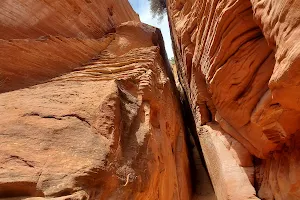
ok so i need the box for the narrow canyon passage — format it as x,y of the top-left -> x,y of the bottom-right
171,61 -> 216,199
0,0 -> 300,200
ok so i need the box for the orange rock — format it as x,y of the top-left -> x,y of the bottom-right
0,0 -> 139,93
199,123 -> 257,200
0,1 -> 192,199
0,0 -> 139,40
255,134 -> 300,200
168,0 -> 300,199
0,36 -> 114,93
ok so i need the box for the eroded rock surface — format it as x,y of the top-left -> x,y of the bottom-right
0,0 -> 139,40
0,1 -> 191,199
167,0 -> 300,199
199,123 -> 257,199
0,0 -> 139,93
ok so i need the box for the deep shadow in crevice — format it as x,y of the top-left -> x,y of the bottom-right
154,21 -> 215,198
0,182 -> 44,198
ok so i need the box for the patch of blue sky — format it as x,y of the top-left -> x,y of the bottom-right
128,0 -> 174,59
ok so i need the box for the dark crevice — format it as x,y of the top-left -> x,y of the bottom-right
155,25 -> 215,196
50,188 -> 74,198
9,155 -> 35,168
0,182 -> 44,198
253,157 -> 262,196
61,114 -> 91,126
176,73 -> 216,198
205,102 -> 213,122
23,112 -> 63,120
180,88 -> 210,179
164,10 -> 216,197
23,112 -> 91,126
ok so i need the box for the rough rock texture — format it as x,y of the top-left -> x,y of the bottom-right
0,36 -> 114,93
0,0 -> 139,40
171,63 -> 216,200
167,0 -> 300,199
0,0 -> 139,93
0,1 -> 191,200
199,123 -> 257,200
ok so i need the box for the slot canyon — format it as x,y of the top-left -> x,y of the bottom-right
0,0 -> 299,199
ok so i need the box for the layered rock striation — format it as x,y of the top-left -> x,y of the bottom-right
0,1 -> 191,199
167,0 -> 300,199
0,0 -> 139,93
2,0 -> 300,199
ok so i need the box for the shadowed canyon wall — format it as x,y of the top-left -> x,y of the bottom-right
167,0 -> 300,199
0,1 -> 192,199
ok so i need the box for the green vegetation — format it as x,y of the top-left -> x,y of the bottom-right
148,0 -> 167,20
169,57 -> 175,65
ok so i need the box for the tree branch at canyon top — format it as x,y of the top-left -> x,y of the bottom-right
149,0 -> 166,20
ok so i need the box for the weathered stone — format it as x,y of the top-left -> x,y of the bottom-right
199,123 -> 257,200
3,0 -> 300,199
0,0 -> 139,93
0,36 -> 114,93
167,0 -> 300,199
0,1 -> 191,199
0,0 -> 139,40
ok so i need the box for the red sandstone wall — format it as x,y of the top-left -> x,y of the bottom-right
167,0 -> 300,199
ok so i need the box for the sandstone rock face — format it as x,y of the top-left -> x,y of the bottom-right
0,0 -> 139,93
0,1 -> 191,199
0,0 -> 139,40
167,0 -> 300,199
199,123 -> 257,200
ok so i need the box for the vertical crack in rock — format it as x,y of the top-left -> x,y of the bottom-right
2,0 -> 300,199
169,44 -> 217,200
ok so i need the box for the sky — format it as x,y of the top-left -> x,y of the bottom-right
128,0 -> 174,59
